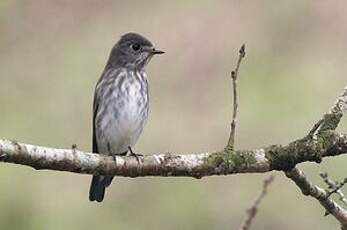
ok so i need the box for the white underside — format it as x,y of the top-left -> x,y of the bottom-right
95,71 -> 148,155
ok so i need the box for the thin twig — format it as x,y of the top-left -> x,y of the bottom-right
320,173 -> 347,208
239,175 -> 275,230
227,44 -> 246,150
328,180 -> 347,199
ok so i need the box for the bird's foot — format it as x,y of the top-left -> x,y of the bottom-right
128,146 -> 143,164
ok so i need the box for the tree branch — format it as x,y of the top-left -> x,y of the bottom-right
0,128 -> 347,177
286,168 -> 347,230
227,44 -> 246,150
282,85 -> 347,229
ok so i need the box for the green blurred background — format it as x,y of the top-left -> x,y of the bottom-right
1,1 -> 347,229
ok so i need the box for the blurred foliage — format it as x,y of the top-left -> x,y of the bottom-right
1,0 -> 347,229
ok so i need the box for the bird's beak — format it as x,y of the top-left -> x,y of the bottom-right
144,46 -> 164,55
151,48 -> 165,55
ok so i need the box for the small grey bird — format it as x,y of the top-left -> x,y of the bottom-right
89,33 -> 164,202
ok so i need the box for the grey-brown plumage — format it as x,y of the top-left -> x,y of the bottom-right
89,33 -> 163,202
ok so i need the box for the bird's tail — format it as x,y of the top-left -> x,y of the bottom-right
89,175 -> 114,202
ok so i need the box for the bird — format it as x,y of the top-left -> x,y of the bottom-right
89,33 -> 164,202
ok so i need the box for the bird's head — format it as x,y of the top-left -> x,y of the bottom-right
107,32 -> 164,69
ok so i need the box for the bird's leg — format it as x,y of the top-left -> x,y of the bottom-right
128,146 -> 143,163
127,146 -> 143,156
107,143 -> 118,162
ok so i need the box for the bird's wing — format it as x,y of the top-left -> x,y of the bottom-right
92,68 -> 121,155
92,91 -> 99,154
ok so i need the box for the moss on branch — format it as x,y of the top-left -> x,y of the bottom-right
201,131 -> 345,174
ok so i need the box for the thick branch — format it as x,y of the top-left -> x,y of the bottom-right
0,131 -> 347,177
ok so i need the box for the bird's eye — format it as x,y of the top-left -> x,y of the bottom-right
131,43 -> 141,51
